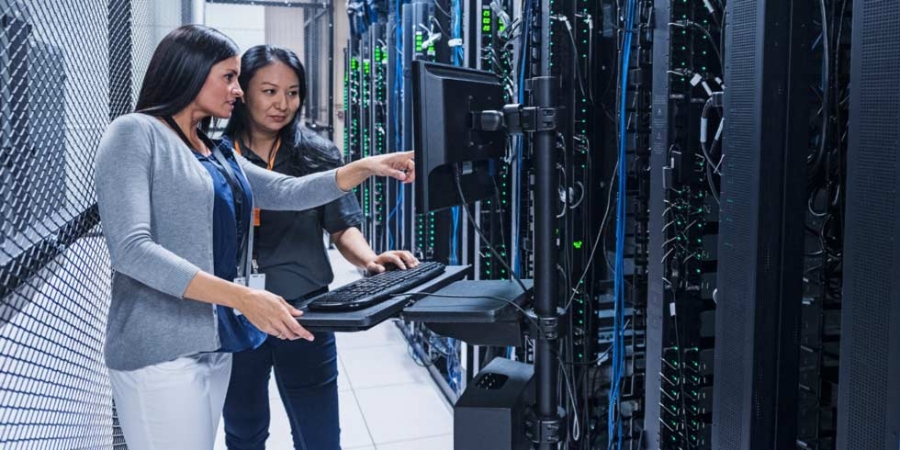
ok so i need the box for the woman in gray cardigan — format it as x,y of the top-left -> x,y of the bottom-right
93,25 -> 414,450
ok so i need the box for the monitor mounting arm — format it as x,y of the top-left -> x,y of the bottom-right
470,103 -> 557,135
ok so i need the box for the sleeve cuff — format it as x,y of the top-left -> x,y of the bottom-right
166,259 -> 202,299
331,168 -> 353,194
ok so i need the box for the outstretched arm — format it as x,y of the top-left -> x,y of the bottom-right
239,151 -> 415,211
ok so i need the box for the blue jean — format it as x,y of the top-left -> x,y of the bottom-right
223,332 -> 340,450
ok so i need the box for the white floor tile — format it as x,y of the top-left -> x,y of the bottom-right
336,320 -> 407,350
266,401 -> 297,449
355,383 -> 453,444
269,368 -> 281,400
340,391 -> 375,449
337,357 -> 352,392
340,344 -> 432,390
217,251 -> 454,450
376,434 -> 453,450
214,420 -> 226,450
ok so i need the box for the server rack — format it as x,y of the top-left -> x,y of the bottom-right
645,0 -> 723,446
836,1 -> 900,448
711,0 -> 810,447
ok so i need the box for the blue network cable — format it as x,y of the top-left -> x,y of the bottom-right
448,0 -> 465,266
450,207 -> 459,265
513,0 -> 532,278
388,0 -> 405,250
451,0 -> 465,65
387,188 -> 403,249
446,338 -> 462,393
609,0 -> 637,448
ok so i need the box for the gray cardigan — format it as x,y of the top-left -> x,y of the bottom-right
94,113 -> 348,370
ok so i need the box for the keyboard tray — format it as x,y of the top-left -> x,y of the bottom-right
298,265 -> 471,333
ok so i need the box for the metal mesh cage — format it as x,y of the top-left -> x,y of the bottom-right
0,0 -> 178,447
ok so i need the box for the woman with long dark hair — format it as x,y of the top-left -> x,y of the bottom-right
94,26 -> 414,450
220,45 -> 418,450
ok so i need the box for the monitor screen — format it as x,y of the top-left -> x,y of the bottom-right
411,61 -> 506,213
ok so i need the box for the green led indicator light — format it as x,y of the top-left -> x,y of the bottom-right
573,240 -> 583,249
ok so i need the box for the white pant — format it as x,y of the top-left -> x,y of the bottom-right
109,353 -> 232,450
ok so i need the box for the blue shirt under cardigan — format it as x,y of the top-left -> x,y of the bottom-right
192,145 -> 267,353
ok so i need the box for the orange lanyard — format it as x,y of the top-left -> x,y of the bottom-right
234,138 -> 281,226
234,138 -> 281,170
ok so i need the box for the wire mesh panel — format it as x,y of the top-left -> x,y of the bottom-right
0,0 -> 176,448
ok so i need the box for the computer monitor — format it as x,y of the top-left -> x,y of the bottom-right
411,61 -> 506,213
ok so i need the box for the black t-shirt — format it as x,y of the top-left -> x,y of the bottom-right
226,129 -> 363,300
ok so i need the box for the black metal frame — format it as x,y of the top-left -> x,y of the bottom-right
526,75 -> 562,450
644,0 -> 672,446
837,1 -> 900,448
525,0 -> 562,446
711,0 -> 809,447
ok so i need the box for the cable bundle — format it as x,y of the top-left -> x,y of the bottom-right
609,0 -> 638,447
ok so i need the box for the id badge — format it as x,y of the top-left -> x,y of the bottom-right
233,274 -> 266,289
249,273 -> 266,290
231,274 -> 266,317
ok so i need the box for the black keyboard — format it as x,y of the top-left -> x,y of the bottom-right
304,261 -> 446,312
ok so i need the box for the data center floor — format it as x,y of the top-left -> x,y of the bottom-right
214,249 -> 454,450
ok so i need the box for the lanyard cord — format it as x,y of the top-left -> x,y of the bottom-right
234,136 -> 282,171
162,116 -> 249,276
233,136 -> 282,231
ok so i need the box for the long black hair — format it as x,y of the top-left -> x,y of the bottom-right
224,45 -> 341,173
135,25 -> 239,133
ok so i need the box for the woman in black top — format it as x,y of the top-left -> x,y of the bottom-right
220,45 -> 418,450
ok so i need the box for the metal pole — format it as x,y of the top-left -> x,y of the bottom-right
327,2 -> 335,141
531,0 -> 558,442
183,0 -> 205,24
193,0 -> 205,23
531,75 -> 558,450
